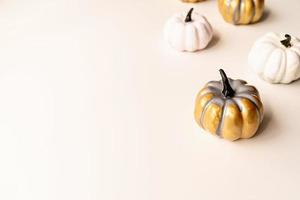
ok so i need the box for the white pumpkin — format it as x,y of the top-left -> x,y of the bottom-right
248,32 -> 300,84
164,8 -> 213,52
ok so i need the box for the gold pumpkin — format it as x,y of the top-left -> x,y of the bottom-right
194,69 -> 264,141
218,0 -> 264,25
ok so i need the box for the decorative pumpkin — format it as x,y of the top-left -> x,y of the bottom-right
181,0 -> 205,2
248,32 -> 300,84
194,69 -> 264,141
218,0 -> 264,25
164,8 -> 213,52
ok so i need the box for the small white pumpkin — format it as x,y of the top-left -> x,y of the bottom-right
164,8 -> 213,52
248,32 -> 300,84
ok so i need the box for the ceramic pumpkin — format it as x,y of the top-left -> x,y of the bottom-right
194,69 -> 264,141
248,32 -> 300,84
218,0 -> 264,25
164,8 -> 213,52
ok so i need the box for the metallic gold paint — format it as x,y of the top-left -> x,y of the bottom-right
202,102 -> 222,135
218,0 -> 264,25
221,102 -> 243,141
194,93 -> 214,127
248,94 -> 264,117
253,0 -> 264,22
239,0 -> 254,24
239,98 -> 260,139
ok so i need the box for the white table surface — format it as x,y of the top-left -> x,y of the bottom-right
1,0 -> 300,199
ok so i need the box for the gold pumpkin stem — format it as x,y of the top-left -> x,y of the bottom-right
280,34 -> 292,48
219,69 -> 235,98
185,8 -> 194,23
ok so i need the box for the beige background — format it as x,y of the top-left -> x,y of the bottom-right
0,0 -> 300,199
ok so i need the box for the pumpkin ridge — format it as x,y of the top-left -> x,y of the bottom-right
265,49 -> 284,82
194,25 -> 200,51
231,97 -> 242,113
202,16 -> 213,34
225,0 -> 232,23
279,48 -> 288,82
249,0 -> 256,23
207,85 -> 222,92
216,100 -> 227,137
232,97 -> 254,138
233,97 -> 260,138
234,94 -> 262,122
234,94 -> 260,108
197,87 -> 220,100
235,85 -> 258,94
230,98 -> 244,134
233,0 -> 241,24
260,47 -> 279,81
229,0 -> 238,24
237,91 -> 259,99
195,23 -> 206,49
202,23 -> 211,48
206,81 -> 222,89
199,97 -> 219,128
238,0 -> 245,24
194,93 -> 214,127
218,100 -> 243,140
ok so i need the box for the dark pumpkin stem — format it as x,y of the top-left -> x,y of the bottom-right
219,69 -> 235,98
281,34 -> 292,48
185,8 -> 194,23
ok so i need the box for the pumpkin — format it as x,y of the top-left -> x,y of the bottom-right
164,8 -> 213,52
248,32 -> 300,84
218,0 -> 264,25
194,69 -> 264,141
181,0 -> 205,2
